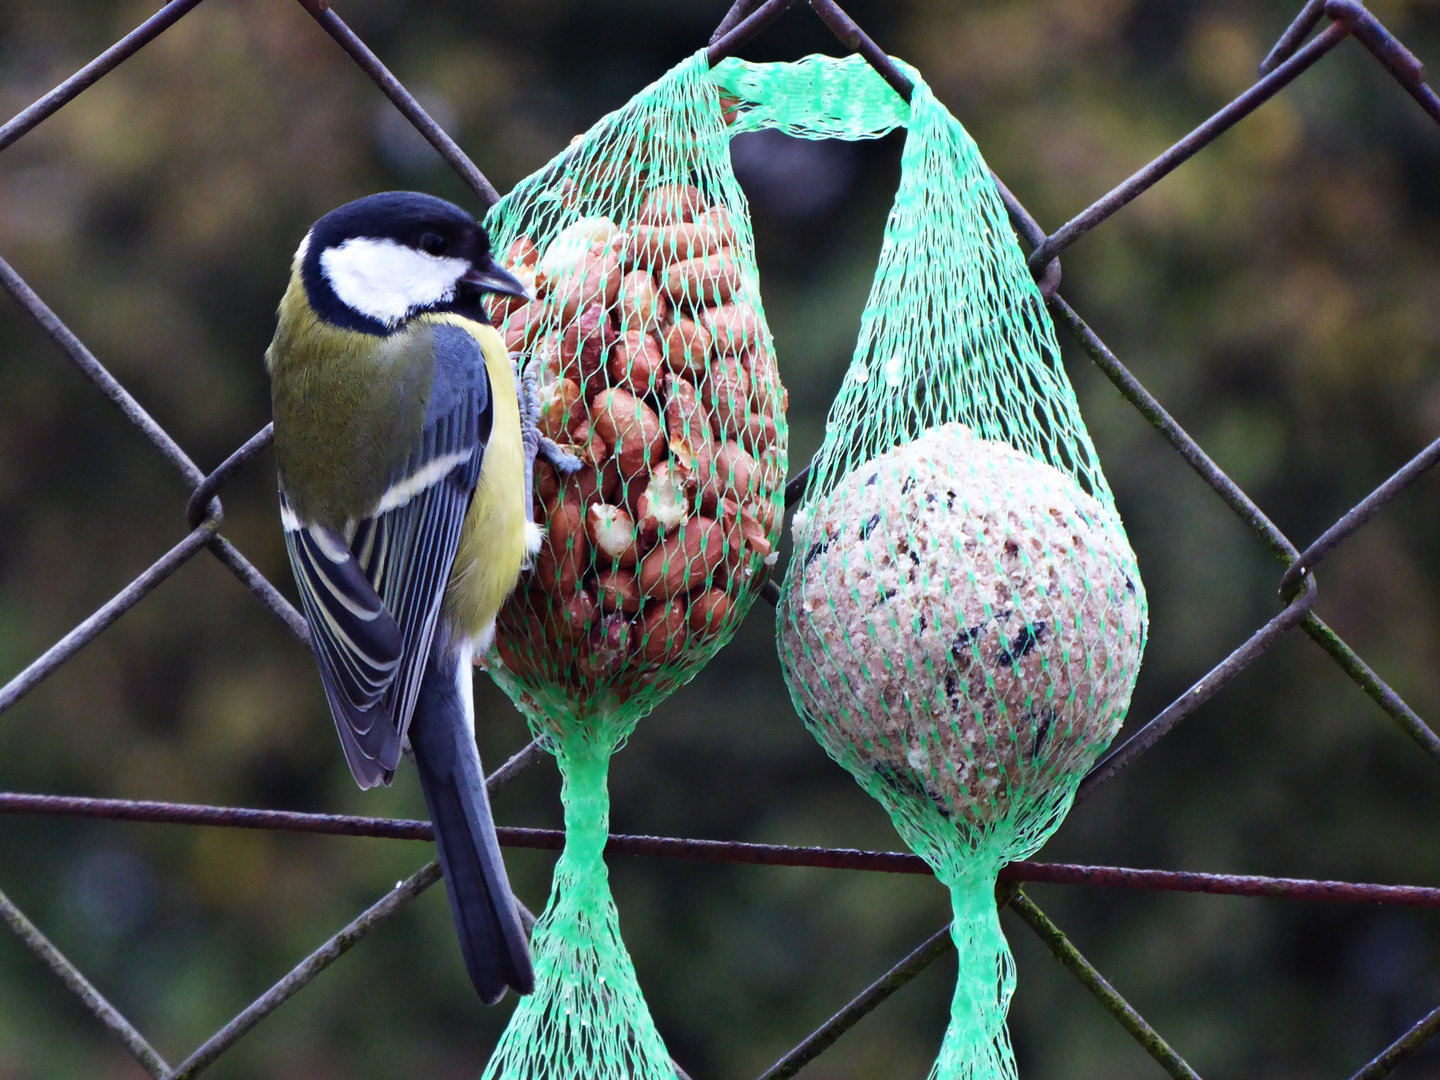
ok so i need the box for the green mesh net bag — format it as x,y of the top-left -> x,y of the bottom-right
721,56 -> 1148,1078
478,50 -> 787,1079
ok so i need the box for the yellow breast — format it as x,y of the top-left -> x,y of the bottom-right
435,315 -> 530,642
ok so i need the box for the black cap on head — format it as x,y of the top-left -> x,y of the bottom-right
310,191 -> 489,265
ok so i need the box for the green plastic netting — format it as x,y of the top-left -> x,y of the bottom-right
722,56 -> 1149,1078
479,50 -> 787,1079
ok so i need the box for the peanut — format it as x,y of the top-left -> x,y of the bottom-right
571,421 -> 607,468
740,505 -> 772,560
635,462 -> 690,542
575,613 -> 630,683
539,378 -> 582,443
687,588 -> 731,637
751,492 -> 779,533
586,503 -> 640,567
600,459 -> 623,503
534,490 -> 586,594
663,374 -> 712,451
564,460 -> 615,508
742,346 -> 782,411
494,260 -> 537,317
506,579 -> 551,627
756,446 -> 786,492
590,388 -> 665,481
719,498 -> 745,565
554,588 -> 597,643
538,217 -> 619,278
725,496 -> 771,559
662,318 -> 713,377
666,435 -> 696,477
637,184 -> 705,226
701,302 -> 760,355
704,355 -> 751,440
610,331 -> 666,396
617,269 -> 668,332
664,375 -> 717,496
742,411 -> 778,455
532,332 -> 565,385
626,223 -> 723,268
507,236 -> 539,268
560,303 -> 616,392
489,294 -> 525,327
717,497 -> 770,585
503,301 -> 547,351
637,516 -> 725,599
494,633 -> 534,680
699,441 -> 757,515
718,91 -> 742,127
552,244 -> 622,324
662,253 -> 739,308
595,568 -> 642,613
637,598 -> 686,664
697,206 -> 737,248
535,458 -> 559,505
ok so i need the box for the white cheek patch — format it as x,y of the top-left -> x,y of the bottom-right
320,237 -> 469,327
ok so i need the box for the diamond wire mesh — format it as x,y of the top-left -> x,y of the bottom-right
0,0 -> 1438,1077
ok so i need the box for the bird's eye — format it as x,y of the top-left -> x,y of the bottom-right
419,232 -> 447,256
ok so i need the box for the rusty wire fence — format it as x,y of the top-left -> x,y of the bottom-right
0,0 -> 1439,1077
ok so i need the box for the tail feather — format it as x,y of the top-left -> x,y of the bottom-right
410,633 -> 534,1004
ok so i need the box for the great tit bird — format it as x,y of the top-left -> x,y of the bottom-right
265,191 -> 556,1004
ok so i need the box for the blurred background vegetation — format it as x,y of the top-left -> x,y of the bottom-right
2,0 -> 1440,1076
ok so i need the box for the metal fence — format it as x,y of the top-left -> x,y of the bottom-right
0,0 -> 1438,1077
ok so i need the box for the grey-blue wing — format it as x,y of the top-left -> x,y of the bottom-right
282,502 -> 404,787
282,323 -> 493,787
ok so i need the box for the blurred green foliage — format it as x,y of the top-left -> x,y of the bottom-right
3,0 -> 1440,1077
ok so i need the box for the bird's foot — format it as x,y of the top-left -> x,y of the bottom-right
539,436 -> 582,475
515,369 -> 581,570
516,366 -> 544,522
515,361 -> 542,432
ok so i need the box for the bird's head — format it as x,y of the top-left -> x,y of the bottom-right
296,191 -> 530,335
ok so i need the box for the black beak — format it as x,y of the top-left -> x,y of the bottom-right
461,257 -> 532,302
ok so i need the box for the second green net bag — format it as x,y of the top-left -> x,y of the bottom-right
479,51 -> 787,1080
726,57 -> 1148,1078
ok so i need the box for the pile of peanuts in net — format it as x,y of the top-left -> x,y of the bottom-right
484,183 -> 788,699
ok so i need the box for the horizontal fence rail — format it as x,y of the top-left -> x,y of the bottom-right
2,1 -> 1440,1078
9,791 -> 1440,904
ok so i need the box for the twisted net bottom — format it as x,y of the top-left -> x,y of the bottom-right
483,735 -> 673,1080
931,873 -> 1018,1080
